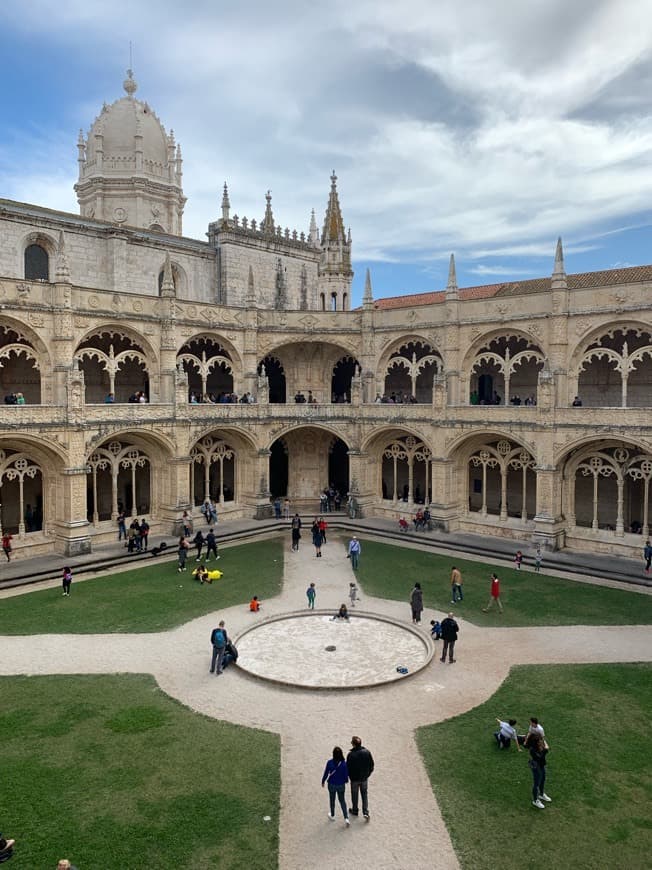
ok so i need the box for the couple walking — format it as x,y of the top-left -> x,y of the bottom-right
321,736 -> 374,825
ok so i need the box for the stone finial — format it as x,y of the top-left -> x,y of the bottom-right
221,182 -> 230,223
299,263 -> 308,310
363,268 -> 373,306
55,230 -> 71,282
274,257 -> 288,310
446,253 -> 457,291
553,236 -> 565,276
309,208 -> 319,246
123,68 -> 138,97
263,190 -> 275,234
246,264 -> 256,306
160,252 -> 175,297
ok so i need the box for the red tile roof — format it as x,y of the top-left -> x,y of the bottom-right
371,264 -> 652,310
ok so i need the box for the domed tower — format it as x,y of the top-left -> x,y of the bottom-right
75,70 -> 186,234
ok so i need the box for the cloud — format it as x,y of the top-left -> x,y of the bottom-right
1,0 -> 652,295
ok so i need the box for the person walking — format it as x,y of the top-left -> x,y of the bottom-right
514,550 -> 523,570
347,736 -> 374,821
306,582 -> 316,609
291,514 -> 302,551
193,529 -> 205,562
1,532 -> 12,562
321,746 -> 350,825
348,581 -> 358,608
62,566 -> 72,596
450,566 -> 463,603
205,528 -> 219,561
644,539 -> 652,574
440,612 -> 459,663
347,536 -> 361,569
210,621 -> 228,675
117,510 -> 127,542
311,518 -> 322,558
534,544 -> 543,573
410,582 -> 423,624
177,535 -> 189,572
319,515 -> 328,544
528,731 -> 551,809
483,572 -> 503,613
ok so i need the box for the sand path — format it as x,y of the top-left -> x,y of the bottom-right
1,535 -> 651,870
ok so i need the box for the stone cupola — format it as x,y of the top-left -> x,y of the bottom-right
74,69 -> 186,235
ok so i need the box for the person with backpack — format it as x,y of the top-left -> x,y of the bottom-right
210,621 -> 228,675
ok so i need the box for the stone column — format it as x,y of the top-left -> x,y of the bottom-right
54,466 -> 92,555
533,465 -> 566,550
348,450 -> 372,518
254,449 -> 273,519
162,456 -> 192,535
428,457 -> 457,531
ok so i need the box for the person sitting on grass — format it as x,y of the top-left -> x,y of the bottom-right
192,564 -> 209,584
332,603 -> 350,620
518,717 -> 546,747
249,595 -> 261,612
0,832 -> 15,863
494,718 -> 522,751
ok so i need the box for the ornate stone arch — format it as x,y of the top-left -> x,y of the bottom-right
0,320 -> 49,404
462,329 -> 546,406
377,335 -> 444,403
75,327 -> 155,403
569,321 -> 652,408
190,434 -> 237,505
0,448 -> 44,535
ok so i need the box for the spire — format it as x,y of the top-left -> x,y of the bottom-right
123,68 -> 138,98
55,231 -> 71,282
553,236 -> 565,277
363,268 -> 373,307
246,265 -> 256,306
322,171 -> 346,244
221,182 -> 231,223
309,209 -> 319,247
445,253 -> 458,298
262,190 -> 275,234
160,252 -> 175,297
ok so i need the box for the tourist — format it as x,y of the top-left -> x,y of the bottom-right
321,746 -> 350,825
104,392 -> 115,403
177,535 -> 189,572
398,516 -> 409,532
291,514 -> 302,551
347,736 -> 374,821
284,498 -> 291,519
273,496 -> 282,519
440,612 -> 459,663
528,731 -> 551,809
205,527 -> 219,561
348,581 -> 358,607
181,510 -> 192,536
494,718 -> 521,751
62,566 -> 72,596
319,515 -> 328,543
482,572 -> 504,613
209,620 -> 228,675
644,539 -> 652,574
249,595 -> 261,612
117,509 -> 127,542
347,536 -> 361,569
139,517 -> 149,551
306,582 -> 316,609
193,528 -> 205,562
333,603 -> 349,620
0,832 -> 15,862
311,518 -> 322,558
2,531 -> 12,562
534,544 -> 542,573
450,565 -> 463,603
15,392 -> 25,405
409,582 -> 423,624
193,564 -> 209,584
518,717 -> 546,747
572,395 -> 583,406
222,639 -> 239,669
56,859 -> 78,870
514,549 -> 523,570
201,499 -> 212,525
430,619 -> 442,640
209,499 -> 218,524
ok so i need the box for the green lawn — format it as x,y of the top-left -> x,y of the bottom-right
0,540 -> 283,634
0,674 -> 280,870
355,540 -> 652,625
417,663 -> 652,870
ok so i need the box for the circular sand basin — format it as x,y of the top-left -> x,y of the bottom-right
235,610 -> 434,689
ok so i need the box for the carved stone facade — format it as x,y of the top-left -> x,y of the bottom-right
0,75 -> 651,557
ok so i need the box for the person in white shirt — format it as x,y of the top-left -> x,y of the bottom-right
519,717 -> 546,747
494,718 -> 522,751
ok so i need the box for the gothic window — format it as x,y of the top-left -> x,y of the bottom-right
24,244 -> 49,281
320,293 -> 326,311
384,341 -> 442,403
75,332 -> 149,403
469,335 -> 544,405
257,356 -> 286,403
381,435 -> 432,504
178,338 -> 234,401
467,439 -> 536,520
190,435 -> 236,505
0,325 -> 42,404
577,327 -> 652,408
0,449 -> 43,534
330,293 -> 337,311
86,441 -> 151,523
332,356 -> 359,403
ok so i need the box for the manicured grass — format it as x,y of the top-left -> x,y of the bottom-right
0,674 -> 280,870
354,540 -> 652,625
0,540 -> 283,634
417,663 -> 652,870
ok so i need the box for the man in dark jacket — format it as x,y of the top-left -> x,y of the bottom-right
440,612 -> 459,663
347,736 -> 375,820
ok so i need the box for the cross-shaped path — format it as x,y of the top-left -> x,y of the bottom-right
1,536 -> 651,870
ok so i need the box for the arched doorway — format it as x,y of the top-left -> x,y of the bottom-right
269,428 -> 349,505
258,356 -> 286,403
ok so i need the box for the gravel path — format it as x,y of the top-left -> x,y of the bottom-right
1,535 -> 651,870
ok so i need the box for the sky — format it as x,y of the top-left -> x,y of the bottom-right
1,0 -> 652,305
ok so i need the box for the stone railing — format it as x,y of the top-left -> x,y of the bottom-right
0,405 -> 66,425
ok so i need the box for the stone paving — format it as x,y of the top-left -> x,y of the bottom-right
1,534 -> 651,869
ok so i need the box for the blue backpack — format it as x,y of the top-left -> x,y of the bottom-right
211,628 -> 226,648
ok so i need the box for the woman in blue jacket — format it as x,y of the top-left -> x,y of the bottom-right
321,746 -> 350,825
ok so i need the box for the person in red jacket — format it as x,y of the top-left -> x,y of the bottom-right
1,532 -> 12,562
482,572 -> 503,613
